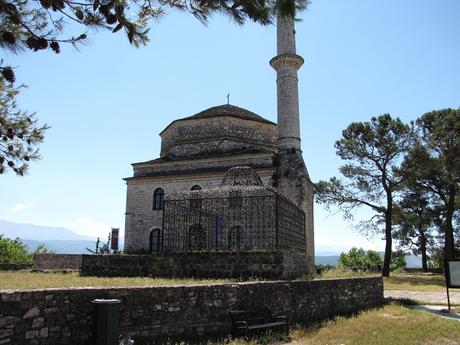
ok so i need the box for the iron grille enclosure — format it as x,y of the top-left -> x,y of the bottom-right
162,185 -> 306,254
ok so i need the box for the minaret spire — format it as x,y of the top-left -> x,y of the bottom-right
269,10 -> 315,273
270,13 -> 304,151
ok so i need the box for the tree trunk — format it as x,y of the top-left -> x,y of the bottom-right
419,230 -> 428,272
444,186 -> 456,260
382,218 -> 392,277
382,192 -> 393,277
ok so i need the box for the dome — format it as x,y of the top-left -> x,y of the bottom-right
159,104 -> 277,160
180,104 -> 275,125
221,166 -> 263,186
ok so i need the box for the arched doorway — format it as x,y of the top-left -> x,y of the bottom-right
228,226 -> 242,251
149,228 -> 161,252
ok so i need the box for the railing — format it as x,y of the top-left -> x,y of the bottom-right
162,194 -> 306,253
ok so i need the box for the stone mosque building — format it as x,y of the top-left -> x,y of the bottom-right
123,14 -> 315,274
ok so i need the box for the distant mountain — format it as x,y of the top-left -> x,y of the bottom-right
0,219 -> 95,241
315,256 -> 340,266
0,219 -> 101,254
0,220 -> 125,254
23,239 -> 97,254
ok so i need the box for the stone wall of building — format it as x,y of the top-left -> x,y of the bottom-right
124,166 -> 274,254
274,150 -> 315,272
0,277 -> 383,345
32,254 -> 82,271
80,252 -> 308,280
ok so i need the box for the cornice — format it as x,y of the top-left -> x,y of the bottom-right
270,54 -> 304,71
124,168 -> 274,184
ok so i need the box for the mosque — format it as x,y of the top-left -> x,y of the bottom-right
123,14 -> 315,274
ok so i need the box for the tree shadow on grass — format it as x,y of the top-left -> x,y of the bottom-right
385,275 -> 445,288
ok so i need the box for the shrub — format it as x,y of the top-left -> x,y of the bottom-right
338,247 -> 383,272
391,250 -> 407,272
0,235 -> 32,264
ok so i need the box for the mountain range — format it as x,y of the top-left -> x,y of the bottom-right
0,219 -> 422,267
0,219 -> 97,254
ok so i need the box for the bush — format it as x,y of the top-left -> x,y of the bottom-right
391,250 -> 407,272
338,247 -> 383,272
316,264 -> 335,274
0,235 -> 32,264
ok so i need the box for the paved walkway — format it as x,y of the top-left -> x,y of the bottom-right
410,305 -> 460,321
383,290 -> 460,322
385,289 -> 460,304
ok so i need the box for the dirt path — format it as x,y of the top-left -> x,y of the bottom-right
385,289 -> 460,304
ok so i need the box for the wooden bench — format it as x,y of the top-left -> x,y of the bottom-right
228,309 -> 288,335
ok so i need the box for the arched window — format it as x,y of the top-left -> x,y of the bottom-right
228,226 -> 241,251
188,224 -> 207,252
153,188 -> 164,210
190,185 -> 202,210
149,229 -> 161,252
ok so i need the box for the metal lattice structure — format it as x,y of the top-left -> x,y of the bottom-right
162,191 -> 306,253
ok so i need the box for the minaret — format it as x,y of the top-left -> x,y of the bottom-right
270,14 -> 304,151
270,11 -> 315,272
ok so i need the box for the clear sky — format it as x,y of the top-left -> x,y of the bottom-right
1,0 -> 459,253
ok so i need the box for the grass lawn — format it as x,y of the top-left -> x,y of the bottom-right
0,271 -> 232,290
384,274 -> 446,292
317,269 -> 447,292
221,303 -> 460,345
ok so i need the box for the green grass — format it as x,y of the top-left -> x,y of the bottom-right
384,274 -> 446,292
0,271 -> 232,290
315,269 -> 377,280
1,270 -> 449,292
218,303 -> 460,345
316,268 -> 447,292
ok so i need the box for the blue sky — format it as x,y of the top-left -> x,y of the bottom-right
1,0 -> 459,253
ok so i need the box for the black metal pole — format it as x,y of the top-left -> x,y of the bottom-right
446,284 -> 451,312
444,259 -> 451,312
275,196 -> 279,252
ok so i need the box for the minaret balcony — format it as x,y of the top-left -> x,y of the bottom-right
270,54 -> 304,71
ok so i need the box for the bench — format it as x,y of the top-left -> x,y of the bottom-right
228,309 -> 288,335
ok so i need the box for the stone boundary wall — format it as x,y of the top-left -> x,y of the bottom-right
0,263 -> 32,271
0,277 -> 383,345
33,254 -> 82,271
80,252 -> 309,279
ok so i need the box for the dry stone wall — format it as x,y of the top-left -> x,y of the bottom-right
0,277 -> 383,345
32,255 -> 82,271
80,252 -> 308,280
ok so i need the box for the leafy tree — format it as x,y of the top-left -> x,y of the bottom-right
338,247 -> 383,272
0,0 -> 308,175
401,108 -> 460,259
316,115 -> 415,277
0,234 -> 32,264
0,0 -> 308,81
33,243 -> 55,254
390,249 -> 406,272
0,78 -> 48,175
393,187 -> 436,272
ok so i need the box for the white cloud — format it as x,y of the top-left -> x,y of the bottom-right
67,217 -> 113,239
8,202 -> 35,212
